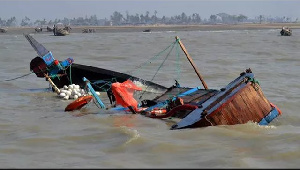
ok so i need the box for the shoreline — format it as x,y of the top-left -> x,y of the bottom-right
1,23 -> 300,35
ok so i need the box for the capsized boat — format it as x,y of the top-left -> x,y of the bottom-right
65,36 -> 282,130
25,34 -> 168,94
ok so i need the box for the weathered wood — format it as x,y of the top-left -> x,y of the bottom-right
205,83 -> 272,126
44,73 -> 60,95
175,36 -> 208,90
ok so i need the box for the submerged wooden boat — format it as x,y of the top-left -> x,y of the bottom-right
168,68 -> 281,129
280,26 -> 292,36
80,68 -> 281,130
68,36 -> 282,130
25,33 -> 282,129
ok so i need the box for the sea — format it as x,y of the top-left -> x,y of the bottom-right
0,28 -> 299,168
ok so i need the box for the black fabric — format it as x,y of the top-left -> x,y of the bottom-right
30,57 -> 47,77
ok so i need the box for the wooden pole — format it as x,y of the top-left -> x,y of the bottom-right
175,36 -> 208,89
44,73 -> 60,94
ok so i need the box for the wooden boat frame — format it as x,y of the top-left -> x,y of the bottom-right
25,34 -> 282,129
77,37 -> 282,129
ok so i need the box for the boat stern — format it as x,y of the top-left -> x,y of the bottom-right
171,68 -> 282,130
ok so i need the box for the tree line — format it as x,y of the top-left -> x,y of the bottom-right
0,11 -> 297,27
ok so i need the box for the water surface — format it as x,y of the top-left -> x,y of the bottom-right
0,28 -> 299,168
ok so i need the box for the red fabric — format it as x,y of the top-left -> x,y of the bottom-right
54,60 -> 59,65
111,80 -> 142,111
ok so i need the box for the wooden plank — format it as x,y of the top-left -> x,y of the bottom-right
239,86 -> 263,122
207,82 -> 272,126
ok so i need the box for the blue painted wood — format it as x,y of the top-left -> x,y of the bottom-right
83,77 -> 105,108
144,86 -> 202,112
42,51 -> 55,66
259,106 -> 280,125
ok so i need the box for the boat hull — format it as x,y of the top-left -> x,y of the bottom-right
170,69 -> 281,129
53,28 -> 69,36
50,62 -> 168,92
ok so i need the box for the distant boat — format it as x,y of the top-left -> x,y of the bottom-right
143,29 -> 151,32
280,26 -> 292,36
0,28 -> 7,33
53,28 -> 69,36
46,26 -> 53,32
35,27 -> 43,33
82,28 -> 96,33
53,24 -> 71,36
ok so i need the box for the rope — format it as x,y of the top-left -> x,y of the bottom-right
247,77 -> 260,85
174,41 -> 182,96
3,72 -> 33,81
125,41 -> 177,76
149,43 -> 175,83
69,64 -> 72,84
138,41 -> 177,99
79,40 -> 180,97
247,77 -> 260,91
91,79 -> 114,92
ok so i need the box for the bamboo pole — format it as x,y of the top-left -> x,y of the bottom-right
175,36 -> 208,89
44,73 -> 60,94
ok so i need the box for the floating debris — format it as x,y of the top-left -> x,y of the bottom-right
57,84 -> 100,100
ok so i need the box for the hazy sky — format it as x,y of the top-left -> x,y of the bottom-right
1,0 -> 299,22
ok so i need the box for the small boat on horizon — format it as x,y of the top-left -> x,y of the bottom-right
143,29 -> 151,32
53,24 -> 71,36
0,28 -> 7,33
280,26 -> 292,36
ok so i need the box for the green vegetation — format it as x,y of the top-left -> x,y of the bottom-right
0,11 -> 297,27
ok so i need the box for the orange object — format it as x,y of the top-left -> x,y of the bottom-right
54,59 -> 59,65
65,95 -> 93,112
150,108 -> 167,115
111,80 -> 142,111
148,104 -> 198,118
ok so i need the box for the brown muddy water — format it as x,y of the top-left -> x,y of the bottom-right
0,28 -> 299,168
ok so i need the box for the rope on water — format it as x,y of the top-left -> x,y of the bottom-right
3,72 -> 33,82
